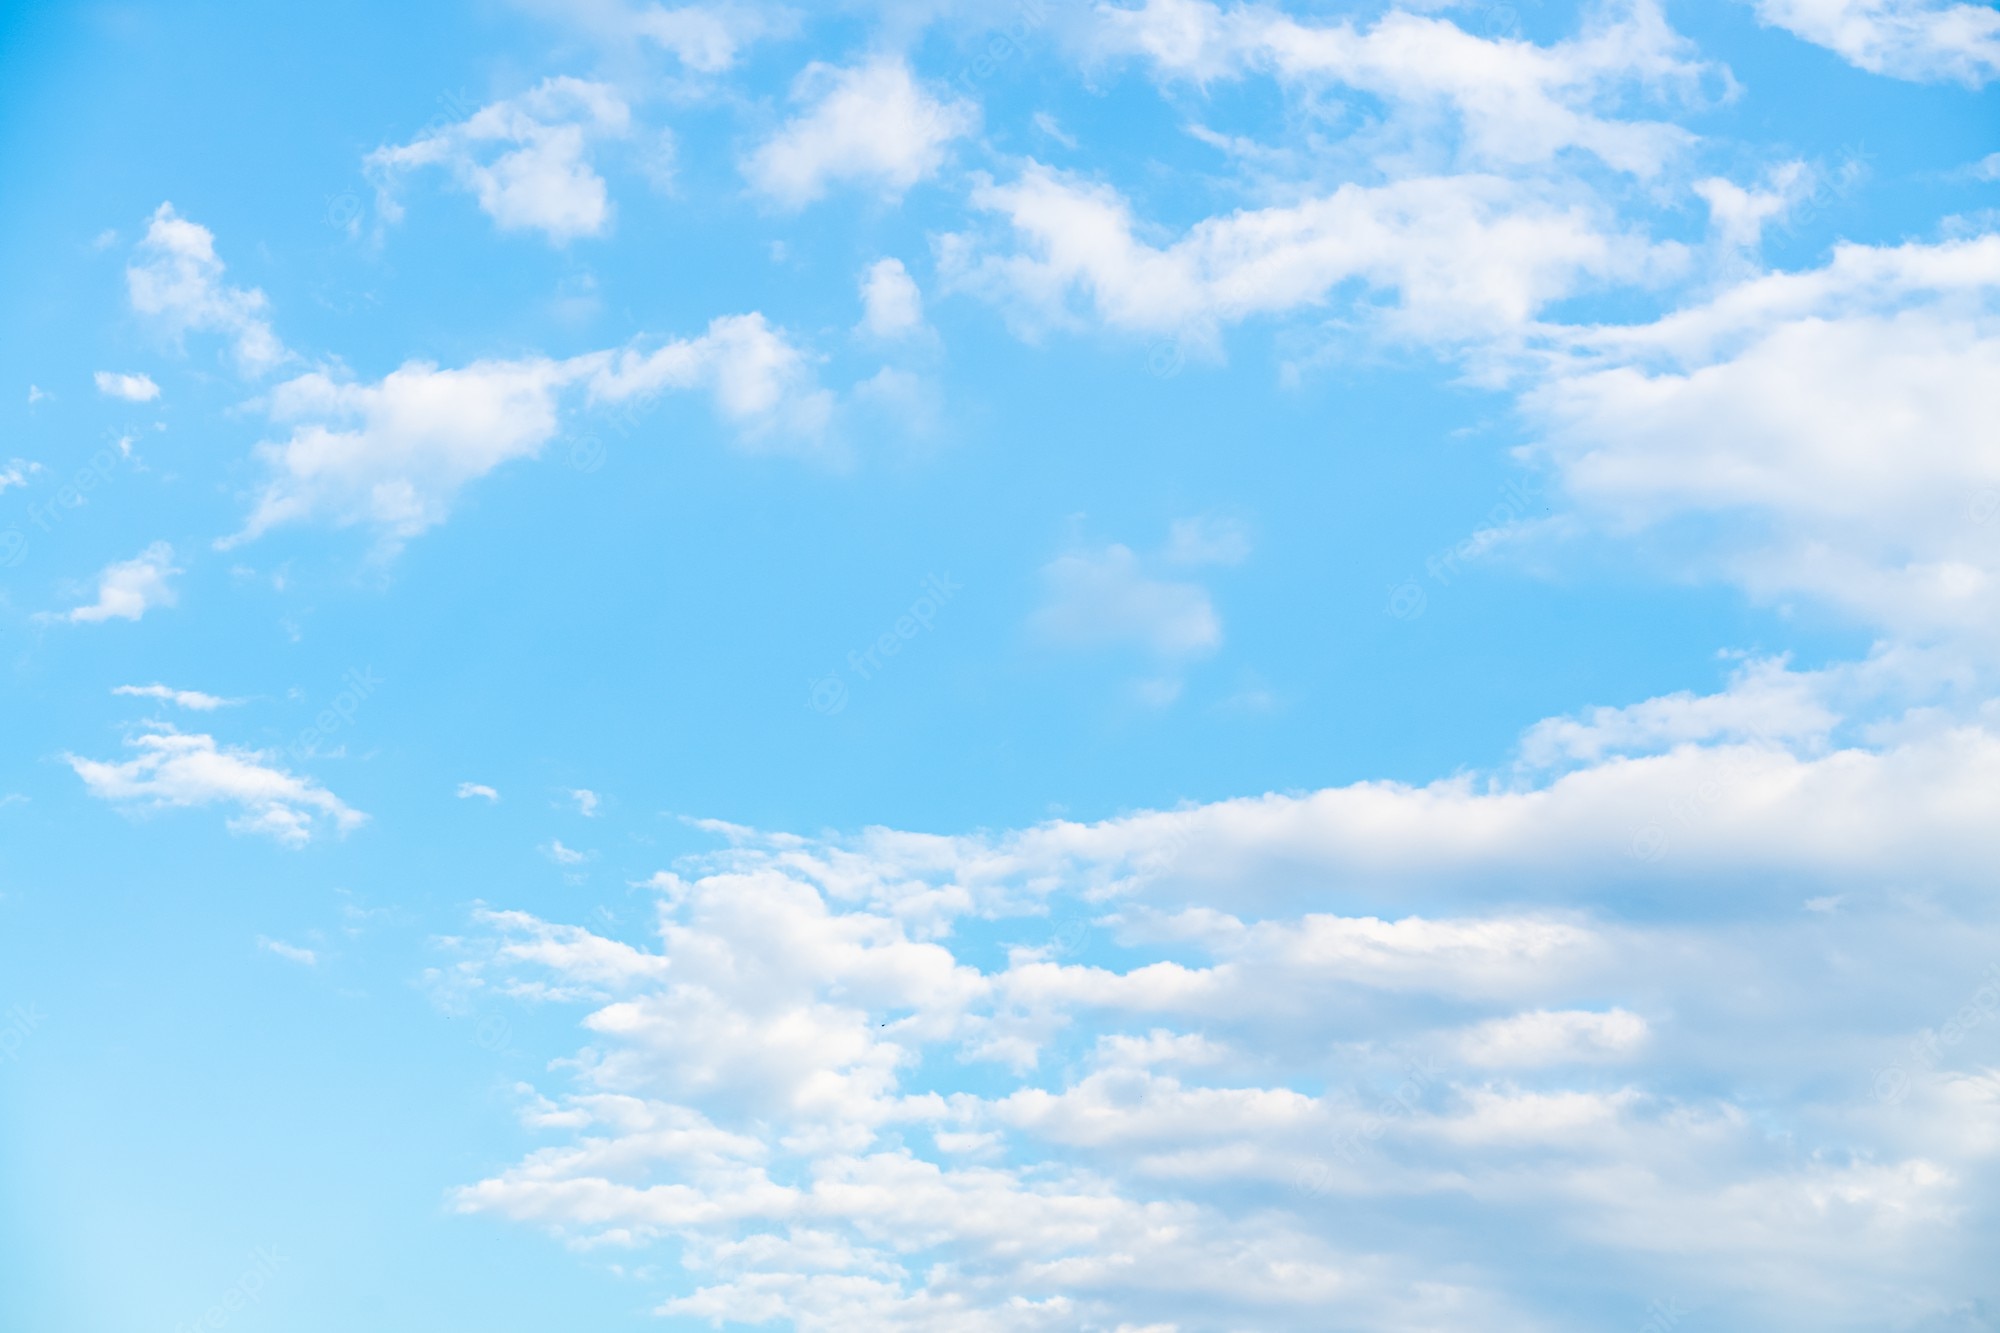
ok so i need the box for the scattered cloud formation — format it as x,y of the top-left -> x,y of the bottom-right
458,782 -> 502,802
126,204 -> 289,375
1095,0 -> 1713,175
94,370 -> 161,402
443,712 -> 2000,1328
943,165 -> 1680,344
744,58 -> 978,207
67,726 -> 364,846
59,543 -> 182,624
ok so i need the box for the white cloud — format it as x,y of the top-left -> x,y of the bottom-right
942,164 -> 1681,344
1451,1007 -> 1650,1067
112,683 -> 236,711
94,370 -> 161,402
67,726 -> 364,846
547,839 -> 591,865
368,77 -> 634,243
228,313 -> 830,547
628,2 -> 775,70
1693,160 -> 1813,253
234,356 -> 583,546
744,58 -> 978,207
442,723 -> 2000,1328
257,936 -> 318,966
458,782 -> 502,802
584,313 -> 834,447
1521,233 -> 2000,638
1751,0 -> 2000,84
857,258 -> 926,338
0,459 -> 41,492
1033,541 -> 1222,659
60,543 -> 181,624
1094,0 -> 1713,176
126,204 -> 289,375
568,788 -> 602,817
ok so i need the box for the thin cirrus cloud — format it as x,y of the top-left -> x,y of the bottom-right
111,683 -> 237,711
65,726 -> 364,847
367,77 -> 637,244
125,204 -> 289,376
57,543 -> 181,624
743,57 -> 978,207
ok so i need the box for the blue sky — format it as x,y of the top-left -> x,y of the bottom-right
2,0 -> 1999,1329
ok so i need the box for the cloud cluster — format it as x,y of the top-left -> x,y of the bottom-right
229,312 -> 830,547
445,690 -> 2000,1326
943,165 -> 1681,344
1095,0 -> 1713,175
368,77 -> 636,243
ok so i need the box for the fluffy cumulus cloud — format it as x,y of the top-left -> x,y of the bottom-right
67,726 -> 363,846
125,204 -> 289,375
59,542 -> 181,624
857,258 -> 926,338
368,77 -> 635,243
942,164 -> 1680,344
227,313 -> 830,547
1751,0 -> 2000,84
744,58 -> 978,207
93,370 -> 160,402
1094,0 -> 1714,175
1520,235 -> 2000,638
443,680 -> 2000,1328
